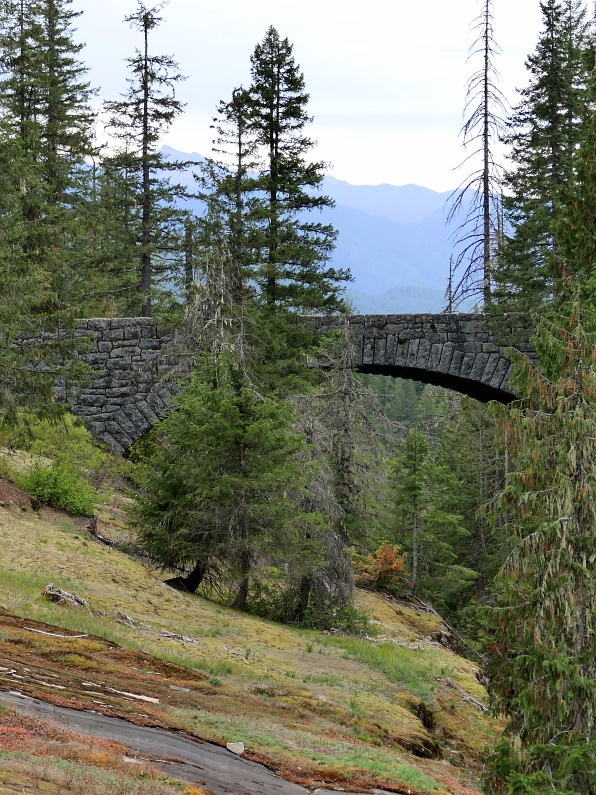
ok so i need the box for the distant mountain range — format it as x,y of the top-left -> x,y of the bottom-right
163,146 -> 463,314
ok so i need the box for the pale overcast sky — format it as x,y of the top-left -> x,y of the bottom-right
74,0 -> 545,191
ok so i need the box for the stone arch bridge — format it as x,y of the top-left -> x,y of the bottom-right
66,313 -> 533,453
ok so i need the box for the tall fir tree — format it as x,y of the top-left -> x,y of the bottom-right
196,87 -> 261,301
0,0 -> 95,409
104,1 -> 193,317
248,26 -> 350,313
494,0 -> 591,314
390,427 -> 476,611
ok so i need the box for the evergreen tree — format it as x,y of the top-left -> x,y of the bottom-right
486,303 -> 596,794
196,86 -> 261,301
248,26 -> 350,313
104,1 -> 193,317
439,395 -> 507,587
494,0 -> 591,313
133,354 -> 323,609
390,428 -> 476,610
555,52 -> 596,310
0,0 -> 94,409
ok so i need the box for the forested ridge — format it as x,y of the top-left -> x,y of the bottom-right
1,0 -> 596,792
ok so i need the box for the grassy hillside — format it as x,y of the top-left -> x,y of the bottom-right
0,452 -> 500,794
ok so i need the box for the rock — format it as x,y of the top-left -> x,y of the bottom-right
226,741 -> 245,755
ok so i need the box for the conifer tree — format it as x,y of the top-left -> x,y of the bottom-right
248,26 -> 350,313
486,303 -> 596,794
133,354 -> 322,608
494,0 -> 591,313
390,428 -> 476,610
104,1 -> 193,317
196,87 -> 261,301
0,0 -> 94,408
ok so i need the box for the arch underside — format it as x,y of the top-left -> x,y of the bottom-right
358,363 -> 517,404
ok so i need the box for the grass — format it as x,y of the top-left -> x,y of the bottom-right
0,470 -> 500,794
327,635 -> 440,705
0,751 -> 199,795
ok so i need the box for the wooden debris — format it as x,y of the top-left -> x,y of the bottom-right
223,645 -> 251,664
159,629 -> 199,644
444,677 -> 488,712
85,514 -> 115,547
24,627 -> 88,639
114,611 -> 150,630
107,687 -> 159,704
43,584 -> 88,608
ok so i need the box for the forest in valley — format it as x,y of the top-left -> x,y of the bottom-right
1,0 -> 596,792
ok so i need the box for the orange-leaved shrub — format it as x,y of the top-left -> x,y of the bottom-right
353,541 -> 409,594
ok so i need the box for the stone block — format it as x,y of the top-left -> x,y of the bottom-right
385,334 -> 397,364
104,421 -> 134,448
362,339 -> 374,365
406,339 -> 420,367
122,404 -> 152,433
124,326 -> 142,340
98,431 -> 124,455
489,357 -> 512,391
470,353 -> 489,380
501,363 -> 514,391
87,421 -> 106,436
106,387 -> 132,399
373,337 -> 386,364
448,349 -> 465,377
460,353 -> 476,380
86,319 -> 111,331
415,338 -> 432,369
81,353 -> 109,367
109,319 -> 132,329
393,339 -> 409,366
428,343 -> 443,371
110,347 -> 135,358
105,328 -> 125,342
139,339 -> 162,350
481,352 -> 501,385
113,409 -> 140,439
136,400 -> 161,425
437,342 -> 455,373
97,342 -> 112,353
77,394 -> 106,408
447,333 -> 468,344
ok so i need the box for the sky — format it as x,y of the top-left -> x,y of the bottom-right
74,0 -> 545,192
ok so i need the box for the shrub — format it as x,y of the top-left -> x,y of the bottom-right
353,541 -> 409,594
22,461 -> 97,517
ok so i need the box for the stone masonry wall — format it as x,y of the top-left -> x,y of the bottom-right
69,318 -> 181,454
66,313 -> 534,452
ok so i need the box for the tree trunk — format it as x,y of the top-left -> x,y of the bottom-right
411,497 -> 419,591
140,20 -> 152,317
295,575 -> 312,623
165,559 -> 208,593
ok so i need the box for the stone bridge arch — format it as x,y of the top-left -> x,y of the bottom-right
70,313 -> 533,453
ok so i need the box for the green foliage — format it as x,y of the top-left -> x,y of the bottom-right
0,411 -> 135,487
21,461 -> 97,517
486,302 -> 596,793
103,1 -> 193,317
133,352 -> 331,610
390,428 -> 477,611
494,0 -> 591,313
